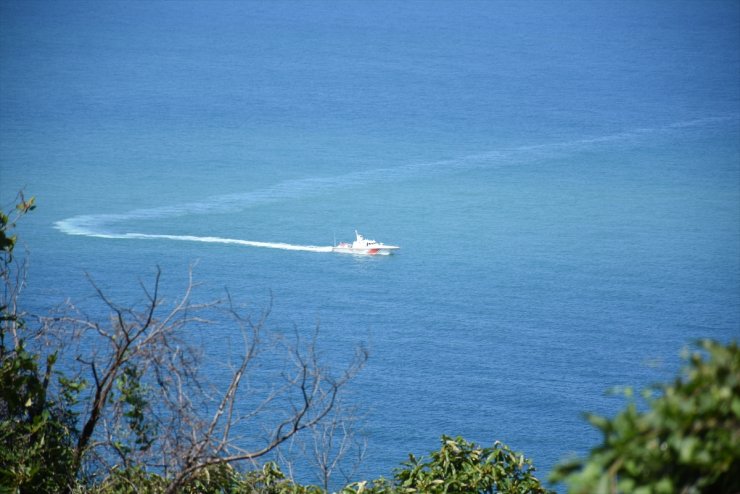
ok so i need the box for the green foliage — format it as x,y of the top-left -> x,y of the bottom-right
113,364 -> 157,453
0,195 -> 82,494
86,462 -> 325,494
342,436 -> 552,494
237,462 -> 324,494
552,339 -> 740,494
83,439 -> 551,494
84,466 -> 167,494
0,346 -> 76,494
0,194 -> 35,342
0,195 -> 34,262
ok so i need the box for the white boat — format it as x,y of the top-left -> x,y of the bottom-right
333,231 -> 400,255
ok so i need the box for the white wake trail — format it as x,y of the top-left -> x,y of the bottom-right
54,114 -> 739,252
125,233 -> 334,253
56,229 -> 335,253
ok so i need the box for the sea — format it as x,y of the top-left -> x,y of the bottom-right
1,0 -> 738,490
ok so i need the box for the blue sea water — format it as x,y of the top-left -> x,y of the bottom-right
1,0 -> 739,489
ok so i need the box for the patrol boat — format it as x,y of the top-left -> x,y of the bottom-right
333,231 -> 399,255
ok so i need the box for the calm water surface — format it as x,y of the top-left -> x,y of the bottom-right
1,0 -> 739,489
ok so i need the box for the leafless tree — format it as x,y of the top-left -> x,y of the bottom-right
36,266 -> 367,492
277,398 -> 367,491
311,402 -> 367,492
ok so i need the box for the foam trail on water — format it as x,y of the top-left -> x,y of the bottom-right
127,233 -> 334,253
54,115 -> 739,251
59,230 -> 335,253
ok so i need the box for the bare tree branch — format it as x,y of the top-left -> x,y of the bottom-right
28,263 -> 366,493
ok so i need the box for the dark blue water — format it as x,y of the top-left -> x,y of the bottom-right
2,0 -> 739,489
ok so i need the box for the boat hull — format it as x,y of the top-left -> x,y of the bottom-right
332,246 -> 398,256
333,231 -> 399,255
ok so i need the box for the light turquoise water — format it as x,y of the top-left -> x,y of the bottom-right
2,0 -> 739,488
